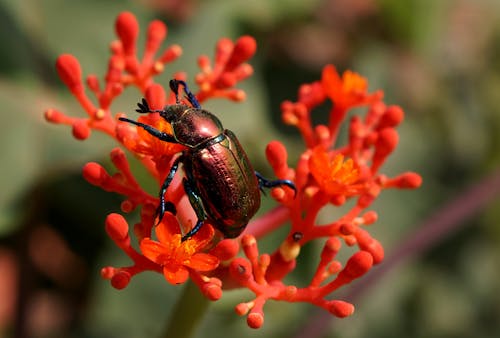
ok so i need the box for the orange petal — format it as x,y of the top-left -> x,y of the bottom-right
184,223 -> 215,252
163,265 -> 189,284
321,64 -> 342,98
185,253 -> 219,271
155,214 -> 180,244
342,70 -> 367,93
140,238 -> 168,264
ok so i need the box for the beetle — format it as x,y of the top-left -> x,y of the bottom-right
119,79 -> 295,240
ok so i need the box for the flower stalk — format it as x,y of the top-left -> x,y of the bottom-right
163,280 -> 210,338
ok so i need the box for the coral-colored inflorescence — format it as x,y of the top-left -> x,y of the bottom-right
45,12 -> 422,328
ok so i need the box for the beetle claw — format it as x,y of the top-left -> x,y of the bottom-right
255,171 -> 297,198
136,98 -> 151,114
154,201 -> 177,225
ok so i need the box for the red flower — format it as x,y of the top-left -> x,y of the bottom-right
140,214 -> 219,284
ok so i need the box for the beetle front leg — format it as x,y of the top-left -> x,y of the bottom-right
118,117 -> 178,143
170,79 -> 201,109
255,171 -> 297,196
156,156 -> 183,224
135,98 -> 165,115
180,176 -> 207,241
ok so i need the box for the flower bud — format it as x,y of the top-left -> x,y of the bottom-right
247,312 -> 264,329
56,54 -> 83,94
115,12 -> 139,56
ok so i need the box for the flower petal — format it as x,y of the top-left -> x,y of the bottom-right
187,223 -> 215,251
140,238 -> 168,264
155,213 -> 180,244
163,265 -> 189,284
185,253 -> 219,271
321,64 -> 341,98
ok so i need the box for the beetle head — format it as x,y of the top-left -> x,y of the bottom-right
160,104 -> 187,123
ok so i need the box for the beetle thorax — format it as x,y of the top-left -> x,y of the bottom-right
171,108 -> 224,148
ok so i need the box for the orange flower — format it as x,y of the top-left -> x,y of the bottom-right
140,213 -> 219,284
120,113 -> 186,158
309,146 -> 362,196
321,64 -> 380,109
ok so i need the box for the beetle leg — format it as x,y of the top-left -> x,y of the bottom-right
156,156 -> 183,223
118,117 -> 178,143
255,171 -> 297,197
170,79 -> 201,109
180,176 -> 207,241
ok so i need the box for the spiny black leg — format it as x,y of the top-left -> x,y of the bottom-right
169,79 -> 201,109
155,201 -> 176,221
181,176 -> 207,241
118,117 -> 178,143
156,156 -> 183,224
181,220 -> 204,242
255,171 -> 297,197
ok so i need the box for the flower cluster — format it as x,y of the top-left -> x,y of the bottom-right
45,12 -> 421,329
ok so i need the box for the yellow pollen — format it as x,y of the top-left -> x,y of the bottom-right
95,109 -> 106,120
153,61 -> 164,73
279,240 -> 301,261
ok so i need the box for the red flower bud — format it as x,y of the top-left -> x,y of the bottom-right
215,38 -> 233,66
229,258 -> 253,284
82,162 -> 110,187
378,105 -> 404,129
327,300 -> 355,318
340,251 -> 373,280
146,20 -> 167,54
56,54 -> 83,93
159,44 -> 183,64
247,312 -> 264,329
355,228 -> 384,264
242,234 -> 258,261
373,128 -> 399,171
86,74 -> 100,93
265,141 -> 289,178
72,120 -> 91,140
201,282 -> 222,301
145,84 -> 166,110
210,239 -> 239,261
360,211 -> 378,225
235,302 -> 250,316
105,213 -> 129,242
100,266 -> 115,279
111,270 -> 131,289
387,172 -> 423,189
216,72 -> 236,88
44,109 -> 69,124
115,12 -> 139,56
226,36 -> 257,71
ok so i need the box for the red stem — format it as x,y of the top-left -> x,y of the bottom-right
245,206 -> 291,239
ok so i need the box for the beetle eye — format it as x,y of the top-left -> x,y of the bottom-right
160,106 -> 177,122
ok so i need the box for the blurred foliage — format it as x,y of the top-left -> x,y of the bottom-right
1,0 -> 500,337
